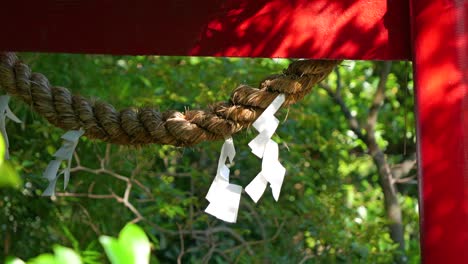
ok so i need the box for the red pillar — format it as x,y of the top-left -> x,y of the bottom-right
411,0 -> 468,262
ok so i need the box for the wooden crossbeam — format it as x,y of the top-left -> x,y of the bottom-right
0,0 -> 410,59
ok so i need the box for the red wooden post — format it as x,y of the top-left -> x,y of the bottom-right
411,0 -> 468,263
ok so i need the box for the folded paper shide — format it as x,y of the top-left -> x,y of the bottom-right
204,94 -> 287,223
246,94 -> 286,203
205,137 -> 243,223
0,95 -> 22,160
43,129 -> 85,196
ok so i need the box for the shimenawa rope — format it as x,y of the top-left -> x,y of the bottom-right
0,53 -> 339,147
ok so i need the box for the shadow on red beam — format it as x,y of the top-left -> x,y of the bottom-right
1,0 -> 410,60
412,0 -> 468,263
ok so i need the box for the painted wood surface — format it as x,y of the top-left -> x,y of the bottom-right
0,0 -> 410,59
411,0 -> 468,263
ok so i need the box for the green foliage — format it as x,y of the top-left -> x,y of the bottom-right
7,224 -> 152,264
99,224 -> 152,264
0,134 -> 21,188
6,245 -> 81,264
1,54 -> 419,263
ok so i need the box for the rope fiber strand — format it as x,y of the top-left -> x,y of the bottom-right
0,53 -> 339,147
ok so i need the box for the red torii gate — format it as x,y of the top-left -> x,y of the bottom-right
1,0 -> 467,262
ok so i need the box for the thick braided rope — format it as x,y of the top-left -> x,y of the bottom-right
0,52 -> 339,146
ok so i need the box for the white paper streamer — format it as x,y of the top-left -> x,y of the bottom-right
245,94 -> 286,202
0,95 -> 22,160
205,137 -> 243,223
42,129 -> 84,196
205,181 -> 242,223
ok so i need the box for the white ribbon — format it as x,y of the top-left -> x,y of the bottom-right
0,95 -> 22,160
43,129 -> 84,196
245,94 -> 286,203
205,137 -> 243,223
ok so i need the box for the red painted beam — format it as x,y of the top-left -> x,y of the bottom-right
0,0 -> 410,60
412,0 -> 468,263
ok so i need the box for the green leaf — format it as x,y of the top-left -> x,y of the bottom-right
99,236 -> 131,264
99,224 -> 151,264
0,134 -> 21,188
25,246 -> 81,264
53,245 -> 82,264
119,224 -> 151,264
0,162 -> 21,188
26,253 -> 56,264
5,257 -> 26,264
0,131 -> 5,163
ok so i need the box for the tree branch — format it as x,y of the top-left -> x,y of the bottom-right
366,62 -> 392,133
65,149 -> 288,262
319,62 -> 406,261
391,155 -> 417,180
394,174 -> 417,184
318,82 -> 366,143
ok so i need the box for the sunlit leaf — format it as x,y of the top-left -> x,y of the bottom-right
26,253 -> 56,264
53,246 -> 82,264
99,236 -> 131,264
119,224 -> 151,264
99,224 -> 150,264
0,134 -> 21,188
5,257 -> 25,264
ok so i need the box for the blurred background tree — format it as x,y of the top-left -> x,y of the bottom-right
0,54 -> 419,263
